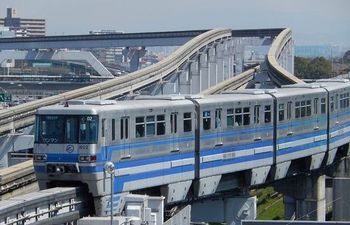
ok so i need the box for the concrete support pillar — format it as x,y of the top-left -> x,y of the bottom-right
331,157 -> 350,220
208,46 -> 217,87
216,43 -> 225,84
274,174 -> 326,221
190,58 -> 200,94
199,51 -> 209,91
191,195 -> 256,225
129,47 -> 146,72
178,67 -> 190,95
223,39 -> 233,79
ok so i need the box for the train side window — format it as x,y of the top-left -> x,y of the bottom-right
215,109 -> 222,128
330,96 -> 334,112
183,112 -> 192,132
125,118 -> 129,139
306,100 -> 312,116
120,119 -> 124,139
146,116 -> 155,136
136,117 -> 145,138
234,108 -> 242,126
157,115 -> 165,135
295,102 -> 301,118
112,119 -> 115,140
243,107 -> 250,125
340,93 -> 350,109
227,109 -> 234,126
335,94 -> 339,110
254,105 -> 260,124
102,118 -> 106,138
314,98 -> 319,114
300,101 -> 306,117
278,104 -> 285,121
264,105 -> 271,123
287,102 -> 292,120
170,113 -> 177,134
203,111 -> 211,130
321,98 -> 326,114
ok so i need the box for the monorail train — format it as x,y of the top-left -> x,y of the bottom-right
33,79 -> 350,216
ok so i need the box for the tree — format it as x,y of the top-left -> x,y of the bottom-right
294,56 -> 332,79
343,50 -> 350,63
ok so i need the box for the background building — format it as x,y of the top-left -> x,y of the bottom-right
0,8 -> 45,37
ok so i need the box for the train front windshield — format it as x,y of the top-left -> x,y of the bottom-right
35,115 -> 99,144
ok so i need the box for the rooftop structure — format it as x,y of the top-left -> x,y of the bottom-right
0,8 -> 45,37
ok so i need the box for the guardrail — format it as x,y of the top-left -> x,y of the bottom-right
0,29 -> 232,135
267,28 -> 304,86
0,187 -> 91,225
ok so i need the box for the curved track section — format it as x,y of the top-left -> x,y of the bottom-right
267,28 -> 304,86
200,66 -> 260,95
0,29 -> 232,135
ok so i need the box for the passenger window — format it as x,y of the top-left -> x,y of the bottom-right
330,96 -> 334,112
203,111 -> 211,130
215,109 -> 222,128
278,104 -> 285,121
300,101 -> 306,117
146,116 -> 155,136
287,102 -> 292,120
156,115 -> 165,135
112,119 -> 115,140
254,105 -> 260,124
183,112 -> 192,132
102,118 -> 106,138
264,105 -> 271,123
227,109 -> 234,127
235,108 -> 242,126
135,117 -> 145,138
306,100 -> 312,116
321,98 -> 326,114
170,113 -> 178,134
314,98 -> 319,114
295,102 -> 301,118
243,107 -> 250,125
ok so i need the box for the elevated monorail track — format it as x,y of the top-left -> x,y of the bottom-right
200,66 -> 260,95
266,28 -> 304,86
0,29 -> 231,135
0,28 -> 301,135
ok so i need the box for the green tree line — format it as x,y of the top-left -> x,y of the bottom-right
294,56 -> 332,79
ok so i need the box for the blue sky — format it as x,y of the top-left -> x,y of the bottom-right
1,0 -> 349,46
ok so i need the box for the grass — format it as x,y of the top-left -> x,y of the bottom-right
254,187 -> 284,220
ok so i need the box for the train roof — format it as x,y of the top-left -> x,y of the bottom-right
36,97 -> 194,115
314,79 -> 350,91
196,90 -> 273,104
270,83 -> 327,98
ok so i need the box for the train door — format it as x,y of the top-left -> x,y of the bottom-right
286,101 -> 293,136
253,104 -> 261,141
120,117 -> 130,159
215,108 -> 223,146
170,112 -> 179,152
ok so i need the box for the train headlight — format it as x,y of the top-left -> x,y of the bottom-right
79,155 -> 97,162
34,154 -> 47,162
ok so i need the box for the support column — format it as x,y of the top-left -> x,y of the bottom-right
190,58 -> 200,94
216,43 -> 225,84
178,67 -> 190,95
199,51 -> 209,91
208,46 -> 217,87
331,157 -> 350,220
191,195 -> 256,225
274,174 -> 326,221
